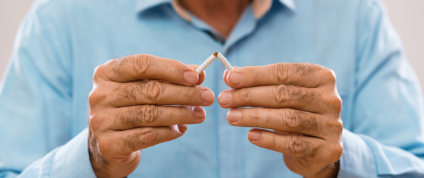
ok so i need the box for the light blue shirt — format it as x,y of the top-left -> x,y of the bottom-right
1,0 -> 424,177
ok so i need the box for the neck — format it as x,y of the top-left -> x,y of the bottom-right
179,0 -> 250,39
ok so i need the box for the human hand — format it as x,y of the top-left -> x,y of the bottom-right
218,63 -> 343,178
88,54 -> 214,178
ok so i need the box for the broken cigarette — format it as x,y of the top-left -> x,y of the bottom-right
196,52 -> 233,74
196,54 -> 216,74
215,52 -> 234,72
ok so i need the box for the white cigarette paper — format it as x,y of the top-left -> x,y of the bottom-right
196,52 -> 233,74
215,52 -> 234,72
196,54 -> 216,74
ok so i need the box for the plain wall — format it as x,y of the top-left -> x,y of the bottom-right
1,0 -> 423,92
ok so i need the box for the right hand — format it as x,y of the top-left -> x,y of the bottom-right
88,54 -> 214,178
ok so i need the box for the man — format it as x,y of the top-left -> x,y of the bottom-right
0,0 -> 423,177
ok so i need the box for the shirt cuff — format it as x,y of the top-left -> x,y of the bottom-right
50,128 -> 97,178
338,129 -> 377,178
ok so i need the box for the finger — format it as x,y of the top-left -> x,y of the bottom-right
107,105 -> 206,130
247,129 -> 328,162
218,85 -> 325,113
103,80 -> 214,107
99,125 -> 185,155
224,63 -> 336,89
95,54 -> 199,86
227,108 -> 328,137
177,124 -> 188,133
189,65 -> 206,85
223,66 -> 240,85
155,65 -> 205,85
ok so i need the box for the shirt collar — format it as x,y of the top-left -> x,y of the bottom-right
135,0 -> 296,16
279,0 -> 296,11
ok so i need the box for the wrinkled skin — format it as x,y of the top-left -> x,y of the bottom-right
88,54 -> 343,178
219,63 -> 343,178
88,54 -> 214,178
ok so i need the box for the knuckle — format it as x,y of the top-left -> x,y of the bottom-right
337,119 -> 344,132
248,110 -> 261,125
269,134 -> 279,149
326,141 -> 343,163
288,134 -> 324,162
274,85 -> 314,103
264,114 -> 273,125
274,84 -> 289,104
92,65 -> 105,81
181,87 -> 195,101
88,92 -> 98,106
89,115 -> 105,131
115,80 -> 163,102
322,68 -> 337,85
332,119 -> 344,135
88,90 -> 106,107
333,95 -> 343,112
322,118 -> 343,139
288,135 -> 301,154
240,88 -> 253,104
96,135 -> 112,156
140,105 -> 158,124
334,143 -> 343,160
118,105 -> 158,128
143,80 -> 162,102
176,106 -> 189,120
289,135 -> 318,160
140,128 -> 157,144
273,63 -> 288,84
285,110 -> 319,132
134,54 -> 152,76
326,94 -> 342,114
284,110 -> 300,128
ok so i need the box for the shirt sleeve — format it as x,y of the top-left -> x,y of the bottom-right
338,0 -> 424,177
0,1 -> 95,177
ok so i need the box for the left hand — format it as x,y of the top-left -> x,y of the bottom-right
218,63 -> 343,178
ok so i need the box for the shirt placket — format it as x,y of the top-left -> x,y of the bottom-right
171,4 -> 259,178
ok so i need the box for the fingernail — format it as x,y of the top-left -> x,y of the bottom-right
184,71 -> 198,85
218,90 -> 232,105
177,124 -> 187,133
193,107 -> 205,119
201,88 -> 214,103
229,72 -> 243,85
248,130 -> 262,141
228,109 -> 241,122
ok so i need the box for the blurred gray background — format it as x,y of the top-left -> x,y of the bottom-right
1,0 -> 423,92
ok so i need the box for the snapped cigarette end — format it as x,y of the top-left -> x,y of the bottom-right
196,52 -> 234,74
213,52 -> 218,57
